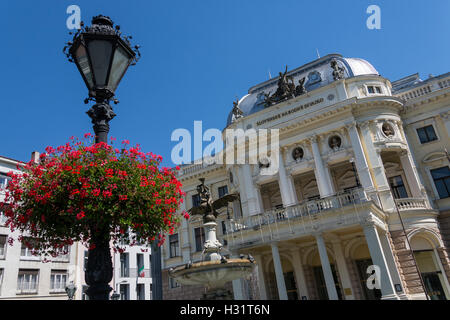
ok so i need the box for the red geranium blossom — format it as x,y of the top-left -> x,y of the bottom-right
0,134 -> 184,257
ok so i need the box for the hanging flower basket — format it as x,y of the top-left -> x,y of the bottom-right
1,135 -> 187,257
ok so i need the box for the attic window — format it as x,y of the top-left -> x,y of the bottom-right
367,85 -> 382,95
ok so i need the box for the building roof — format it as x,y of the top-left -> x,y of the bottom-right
226,54 -> 379,126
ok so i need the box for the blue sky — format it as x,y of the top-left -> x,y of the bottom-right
1,0 -> 449,166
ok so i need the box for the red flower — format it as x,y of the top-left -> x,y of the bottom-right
119,195 -> 128,201
92,189 -> 100,197
76,211 -> 85,220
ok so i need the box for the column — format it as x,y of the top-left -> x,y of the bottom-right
346,122 -> 375,191
399,150 -> 423,198
363,222 -> 399,299
179,196 -> 191,263
240,164 -> 261,216
271,243 -> 288,300
315,234 -> 339,300
331,240 -> 354,300
254,255 -> 268,300
440,111 -> 450,136
309,136 -> 334,197
291,250 -> 309,299
232,279 -> 245,300
379,231 -> 408,299
358,121 -> 395,211
278,152 -> 297,207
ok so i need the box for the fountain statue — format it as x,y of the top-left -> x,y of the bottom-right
169,178 -> 256,299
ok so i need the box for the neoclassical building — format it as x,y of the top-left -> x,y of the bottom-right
162,53 -> 450,300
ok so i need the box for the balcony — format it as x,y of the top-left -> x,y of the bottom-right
224,188 -> 369,244
120,268 -> 151,278
395,198 -> 429,211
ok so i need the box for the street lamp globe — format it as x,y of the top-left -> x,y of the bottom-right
65,15 -> 140,103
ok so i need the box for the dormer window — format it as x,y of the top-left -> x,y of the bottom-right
367,85 -> 382,95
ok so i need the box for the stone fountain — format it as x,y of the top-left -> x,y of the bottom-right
169,178 -> 255,300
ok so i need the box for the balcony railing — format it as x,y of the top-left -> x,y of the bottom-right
225,188 -> 368,234
395,198 -> 428,211
120,268 -> 151,278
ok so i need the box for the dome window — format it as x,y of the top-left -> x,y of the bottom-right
367,85 -> 383,95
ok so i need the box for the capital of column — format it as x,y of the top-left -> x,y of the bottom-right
308,135 -> 318,144
358,120 -> 372,130
440,111 -> 450,120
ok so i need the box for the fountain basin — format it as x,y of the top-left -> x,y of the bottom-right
169,259 -> 255,289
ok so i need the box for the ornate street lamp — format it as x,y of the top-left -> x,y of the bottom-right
64,14 -> 140,144
63,15 -> 140,300
65,281 -> 77,300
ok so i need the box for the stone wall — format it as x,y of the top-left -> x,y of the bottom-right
389,229 -> 425,296
437,210 -> 450,283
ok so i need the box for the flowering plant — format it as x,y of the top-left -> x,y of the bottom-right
1,135 -> 187,257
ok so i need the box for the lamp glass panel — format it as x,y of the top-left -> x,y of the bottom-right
86,39 -> 114,86
74,44 -> 94,89
107,45 -> 131,91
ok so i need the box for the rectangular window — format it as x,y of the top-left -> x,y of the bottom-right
17,270 -> 39,294
169,234 -> 179,258
136,283 -> 145,300
0,211 -> 7,226
83,250 -> 89,272
169,277 -> 180,289
0,269 -> 3,294
20,238 -> 40,260
389,175 -> 408,199
119,283 -> 129,300
53,245 -> 70,262
50,271 -> 68,293
0,173 -> 10,189
150,283 -> 153,300
194,227 -> 205,252
120,253 -> 129,277
218,185 -> 228,198
431,167 -> 450,199
192,194 -> 201,207
82,285 -> 89,300
416,125 -> 438,144
0,235 -> 6,259
367,85 -> 382,95
137,253 -> 145,277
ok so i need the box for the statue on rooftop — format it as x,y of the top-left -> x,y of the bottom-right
294,77 -> 307,96
231,98 -> 244,123
331,59 -> 345,81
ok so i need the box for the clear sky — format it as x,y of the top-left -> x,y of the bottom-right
1,0 -> 449,167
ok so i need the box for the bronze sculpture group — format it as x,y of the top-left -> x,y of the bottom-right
263,66 -> 307,107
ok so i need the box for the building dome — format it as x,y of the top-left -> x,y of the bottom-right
343,58 -> 378,77
226,54 -> 379,127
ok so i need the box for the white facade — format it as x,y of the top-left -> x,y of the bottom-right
0,155 -> 78,300
0,155 -> 153,300
73,241 -> 153,300
162,54 -> 450,300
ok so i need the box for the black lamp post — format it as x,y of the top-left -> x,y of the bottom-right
64,15 -> 140,300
